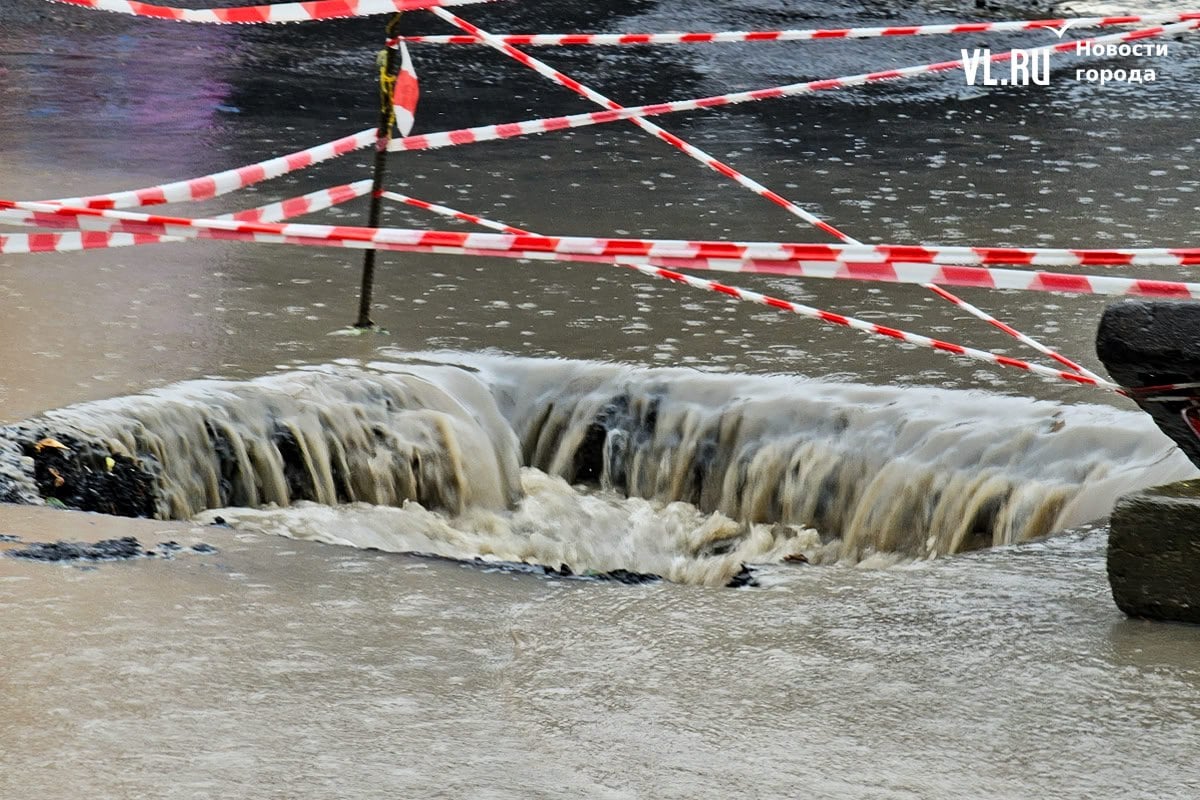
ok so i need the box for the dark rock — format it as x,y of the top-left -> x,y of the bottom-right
598,568 -> 662,586
452,555 -> 663,585
1096,300 -> 1200,469
273,424 -> 317,502
6,536 -> 220,564
566,393 -> 665,493
726,564 -> 759,589
6,430 -> 159,518
0,435 -> 39,505
0,534 -> 21,543
551,564 -> 662,585
1095,302 -> 1200,623
1109,481 -> 1200,624
7,536 -> 144,562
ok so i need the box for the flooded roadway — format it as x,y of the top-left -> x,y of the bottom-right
2,0 -> 1200,797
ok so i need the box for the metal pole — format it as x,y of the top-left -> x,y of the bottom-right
354,12 -> 404,329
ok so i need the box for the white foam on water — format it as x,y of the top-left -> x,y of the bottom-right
199,467 -> 825,587
5,352 -> 1194,580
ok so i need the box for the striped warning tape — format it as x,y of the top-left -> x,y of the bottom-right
3,200 -> 1197,303
434,9 -> 1099,379
1131,381 -> 1200,401
641,256 -> 1200,300
18,1 -> 1148,392
387,17 -> 1200,152
629,244 -> 1200,268
385,191 -> 1118,391
0,189 -> 1132,392
397,12 -> 1200,46
381,192 -> 523,233
222,179 -> 372,223
0,181 -> 371,254
36,18 -> 1198,213
45,130 -> 375,210
430,8 -> 845,236
614,266 -> 1118,390
7,205 -> 1119,390
918,283 -> 1099,380
392,41 -> 420,137
3,200 -> 1197,269
46,0 -> 496,24
0,231 -> 165,255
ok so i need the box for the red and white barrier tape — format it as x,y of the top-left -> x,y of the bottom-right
384,190 -> 1117,391
46,0 -> 496,24
918,283 -> 1099,379
388,18 -> 1200,154
641,256 -> 1200,300
38,18 -> 1197,215
5,9 -> 1193,383
222,179 -> 372,223
398,12 -> 1200,46
4,200 -> 1197,304
620,243 -> 1200,268
0,231 -> 165,255
432,10 -> 1099,379
19,2 -> 1152,392
608,266 -> 1117,390
1129,381 -> 1200,400
1,181 -> 372,254
45,130 -> 375,210
392,41 -> 420,137
4,200 -> 1197,269
430,8 -> 846,236
381,192 -> 523,233
0,195 -> 1126,391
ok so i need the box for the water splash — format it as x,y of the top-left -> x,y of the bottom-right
201,468 -> 822,588
1,353 -> 1193,575
458,354 -> 1194,560
0,365 -> 523,519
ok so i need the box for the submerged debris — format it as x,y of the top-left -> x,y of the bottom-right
8,536 -> 145,562
588,568 -> 662,585
21,431 -> 156,518
539,562 -> 664,585
5,536 -> 217,563
725,564 -> 759,589
458,556 -> 753,587
452,556 -> 665,585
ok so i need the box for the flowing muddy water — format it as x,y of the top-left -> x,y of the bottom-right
1,354 -> 1191,583
2,0 -> 1200,797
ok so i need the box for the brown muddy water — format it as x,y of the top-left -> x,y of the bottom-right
2,0 -> 1200,797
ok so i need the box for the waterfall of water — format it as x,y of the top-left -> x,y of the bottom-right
0,365 -> 523,519
466,355 -> 1194,558
1,354 -> 1192,572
